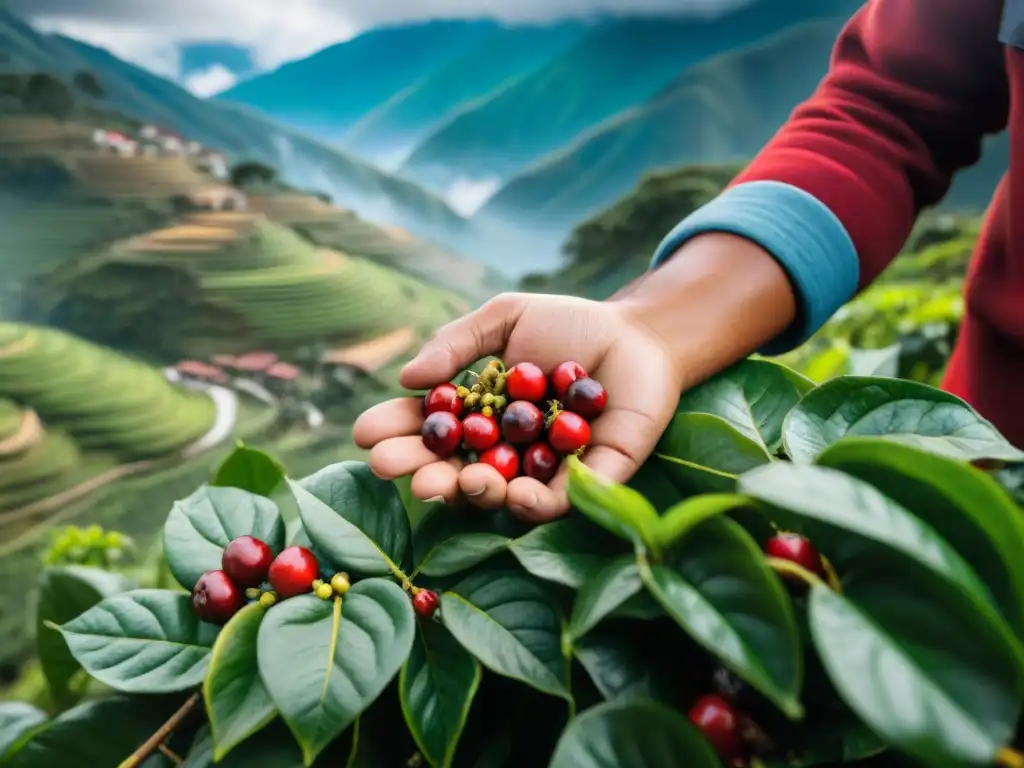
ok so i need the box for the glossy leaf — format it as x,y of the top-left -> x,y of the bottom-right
572,629 -> 671,703
204,603 -> 277,761
568,556 -> 644,640
257,579 -> 414,766
411,505 -> 511,578
0,702 -> 46,760
783,376 -> 1024,463
163,485 -> 284,590
656,413 -> 771,493
442,570 -> 571,700
808,573 -> 1022,767
213,443 -> 288,498
565,457 -> 660,548
394,474 -> 441,529
640,517 -> 803,718
180,721 -> 351,768
676,358 -> 812,452
400,619 -> 481,768
57,589 -> 219,693
818,438 -> 1024,634
548,699 -> 723,768
654,493 -> 752,549
508,517 -> 627,589
36,565 -> 131,706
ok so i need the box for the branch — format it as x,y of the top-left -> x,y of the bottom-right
118,692 -> 201,768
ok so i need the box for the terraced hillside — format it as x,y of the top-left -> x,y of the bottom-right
0,322 -> 217,514
31,213 -> 470,359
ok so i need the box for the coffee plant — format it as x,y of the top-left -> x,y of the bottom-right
4,358 -> 1024,768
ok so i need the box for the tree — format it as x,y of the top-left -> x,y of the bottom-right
72,70 -> 104,99
230,161 -> 277,188
20,73 -> 74,120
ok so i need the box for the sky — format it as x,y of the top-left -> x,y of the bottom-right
8,0 -> 755,95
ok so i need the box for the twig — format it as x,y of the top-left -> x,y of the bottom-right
118,692 -> 200,768
158,743 -> 183,764
764,557 -> 833,591
997,746 -> 1024,768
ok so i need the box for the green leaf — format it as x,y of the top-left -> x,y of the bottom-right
164,486 -> 285,590
411,506 -> 511,578
6,696 -> 180,768
572,630 -> 671,703
639,517 -> 803,719
676,359 -> 812,452
508,517 -> 627,589
568,556 -> 643,640
548,699 -> 723,768
214,443 -> 288,498
400,620 -> 481,768
442,570 -> 571,700
57,589 -> 219,693
0,702 -> 46,760
818,438 -> 1024,635
808,572 -> 1023,767
656,413 -> 772,493
257,579 -> 415,766
204,603 -> 277,762
783,376 -> 1024,463
654,493 -> 751,549
565,457 -> 660,548
36,565 -> 131,707
394,474 -> 440,529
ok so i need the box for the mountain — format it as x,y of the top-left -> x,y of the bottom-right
339,21 -> 590,169
217,20 -> 502,140
0,7 -> 472,247
398,0 -> 863,196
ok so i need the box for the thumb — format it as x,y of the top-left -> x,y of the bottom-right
400,293 -> 526,390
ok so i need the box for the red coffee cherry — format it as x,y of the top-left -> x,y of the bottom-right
412,589 -> 440,618
501,401 -> 544,444
551,361 -> 588,398
688,694 -> 745,762
424,383 -> 463,417
191,570 -> 244,624
462,413 -> 500,452
267,546 -> 320,599
547,411 -> 590,454
764,533 -> 825,577
421,411 -> 464,457
506,363 -> 547,402
523,442 -> 558,483
480,443 -> 520,481
563,377 -> 607,420
222,536 -> 274,588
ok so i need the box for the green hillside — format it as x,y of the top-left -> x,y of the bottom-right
399,0 -> 860,192
340,22 -> 588,167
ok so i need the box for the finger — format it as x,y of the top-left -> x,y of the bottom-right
457,463 -> 508,510
353,398 -> 423,448
400,293 -> 526,390
368,435 -> 440,480
507,470 -> 571,523
584,408 -> 663,485
410,458 -> 462,503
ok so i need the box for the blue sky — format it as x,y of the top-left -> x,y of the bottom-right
7,0 -> 756,95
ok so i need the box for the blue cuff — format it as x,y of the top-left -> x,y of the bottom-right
649,181 -> 859,354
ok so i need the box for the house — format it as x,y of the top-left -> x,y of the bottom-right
186,140 -> 203,156
140,124 -> 159,140
159,133 -> 184,155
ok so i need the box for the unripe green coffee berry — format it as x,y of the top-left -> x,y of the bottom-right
481,405 -> 494,418
331,573 -> 351,595
456,386 -> 470,399
492,395 -> 507,410
487,359 -> 501,370
479,367 -> 497,388
315,582 -> 334,600
259,591 -> 277,607
493,374 -> 507,395
481,393 -> 495,407
245,587 -> 262,600
311,578 -> 324,591
470,383 -> 483,394
464,392 -> 481,408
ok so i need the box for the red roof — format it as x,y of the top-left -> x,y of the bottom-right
266,362 -> 300,381
234,352 -> 279,372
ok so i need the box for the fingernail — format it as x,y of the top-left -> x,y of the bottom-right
424,496 -> 446,504
464,486 -> 486,497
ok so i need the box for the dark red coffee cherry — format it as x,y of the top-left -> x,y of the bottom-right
689,694 -> 745,762
765,533 -> 825,577
501,400 -> 544,444
424,383 -> 463,417
421,411 -> 464,457
412,589 -> 440,618
480,443 -> 520,481
551,361 -> 588,398
222,536 -> 274,588
506,363 -> 547,402
192,570 -> 244,624
564,377 -> 607,420
548,411 -> 590,454
523,442 -> 558,483
462,413 -> 500,452
267,546 -> 320,599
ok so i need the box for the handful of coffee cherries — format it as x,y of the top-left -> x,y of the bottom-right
420,359 -> 606,482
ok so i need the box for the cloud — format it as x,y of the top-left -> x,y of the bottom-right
183,64 -> 238,96
11,0 -> 755,76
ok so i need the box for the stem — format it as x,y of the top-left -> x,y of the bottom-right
997,747 -> 1024,768
158,744 -> 183,764
764,557 -> 832,591
820,556 -> 844,594
118,692 -> 200,768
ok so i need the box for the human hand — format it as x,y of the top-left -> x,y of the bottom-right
352,292 -> 685,523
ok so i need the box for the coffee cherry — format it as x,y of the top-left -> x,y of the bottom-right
548,411 -> 591,454
506,363 -> 547,402
259,591 -> 278,608
501,401 -> 544,444
689,694 -> 745,762
268,546 -> 320,599
564,378 -> 607,420
424,383 -> 463,417
523,442 -> 558,483
480,443 -> 520,481
421,411 -> 464,457
764,533 -> 824,577
551,361 -> 588,398
222,536 -> 274,588
412,589 -> 440,618
331,573 -> 351,595
191,570 -> 244,624
463,413 -> 500,451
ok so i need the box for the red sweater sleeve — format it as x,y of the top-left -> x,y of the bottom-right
732,0 -> 1009,287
